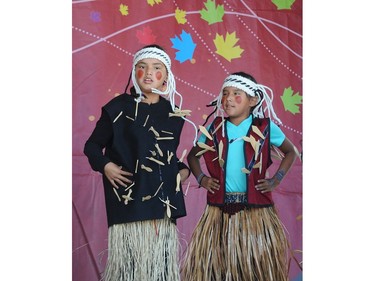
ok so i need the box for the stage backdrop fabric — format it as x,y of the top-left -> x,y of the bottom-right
72,1 -> 302,280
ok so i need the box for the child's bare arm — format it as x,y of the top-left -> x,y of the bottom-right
187,145 -> 220,193
255,137 -> 298,193
273,137 -> 298,182
187,145 -> 204,179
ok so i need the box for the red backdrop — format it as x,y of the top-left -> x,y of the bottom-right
72,1 -> 302,280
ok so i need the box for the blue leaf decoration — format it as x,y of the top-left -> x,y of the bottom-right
170,30 -> 197,63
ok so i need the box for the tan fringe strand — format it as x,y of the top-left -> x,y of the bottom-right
181,205 -> 290,281
104,217 -> 180,281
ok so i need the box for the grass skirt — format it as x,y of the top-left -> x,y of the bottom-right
104,217 -> 180,281
180,205 -> 290,281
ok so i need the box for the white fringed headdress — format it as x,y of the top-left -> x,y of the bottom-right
213,74 -> 282,124
131,46 -> 197,144
131,47 -> 182,110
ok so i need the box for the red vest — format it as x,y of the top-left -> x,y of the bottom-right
203,116 -> 274,207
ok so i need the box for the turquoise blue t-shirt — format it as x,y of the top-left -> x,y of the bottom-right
198,115 -> 285,192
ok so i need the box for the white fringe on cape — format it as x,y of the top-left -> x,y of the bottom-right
103,217 -> 180,281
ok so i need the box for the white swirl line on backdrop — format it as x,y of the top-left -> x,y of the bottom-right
73,10 -> 302,56
238,0 -> 302,59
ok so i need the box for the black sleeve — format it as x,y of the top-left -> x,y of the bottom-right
177,161 -> 191,177
83,108 -> 113,174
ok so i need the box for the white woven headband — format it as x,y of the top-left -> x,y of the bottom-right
133,47 -> 172,71
215,74 -> 282,124
221,75 -> 259,97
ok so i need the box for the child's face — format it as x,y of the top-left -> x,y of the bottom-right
135,58 -> 167,94
221,86 -> 258,122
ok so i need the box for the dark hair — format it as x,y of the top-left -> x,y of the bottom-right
231,71 -> 257,83
140,44 -> 165,51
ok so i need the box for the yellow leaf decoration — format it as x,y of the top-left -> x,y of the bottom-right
175,8 -> 187,24
119,4 -> 129,16
213,31 -> 244,62
147,0 -> 163,6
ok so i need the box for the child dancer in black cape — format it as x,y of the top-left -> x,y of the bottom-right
84,44 -> 196,281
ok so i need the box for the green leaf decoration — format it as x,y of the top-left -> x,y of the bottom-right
271,0 -> 296,10
200,0 -> 224,25
280,86 -> 302,115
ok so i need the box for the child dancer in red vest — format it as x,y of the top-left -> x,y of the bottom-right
181,71 -> 298,281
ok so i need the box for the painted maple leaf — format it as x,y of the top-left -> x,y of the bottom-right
213,32 -> 244,62
170,30 -> 196,63
200,0 -> 224,25
119,4 -> 129,16
175,8 -> 187,24
147,0 -> 163,6
136,26 -> 157,45
280,87 -> 302,114
271,0 -> 296,10
90,11 -> 101,23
